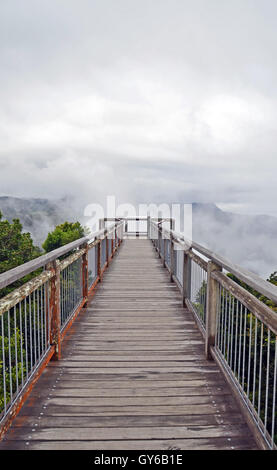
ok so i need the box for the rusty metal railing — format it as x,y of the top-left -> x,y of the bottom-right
149,218 -> 277,450
0,220 -> 124,439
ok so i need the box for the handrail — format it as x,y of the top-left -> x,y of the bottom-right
150,219 -> 277,305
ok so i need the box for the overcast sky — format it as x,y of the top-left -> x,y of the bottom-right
0,0 -> 277,216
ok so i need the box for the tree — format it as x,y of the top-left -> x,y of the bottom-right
227,271 -> 277,313
0,211 -> 41,297
42,221 -> 86,253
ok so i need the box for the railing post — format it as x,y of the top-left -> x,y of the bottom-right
182,250 -> 192,306
47,260 -> 61,361
97,239 -> 102,282
170,218 -> 175,231
106,233 -> 109,266
170,233 -> 175,281
120,222 -> 124,244
158,218 -> 162,257
147,216 -> 150,239
205,261 -> 222,360
111,233 -> 114,256
115,227 -> 118,250
82,242 -> 89,306
163,229 -> 166,267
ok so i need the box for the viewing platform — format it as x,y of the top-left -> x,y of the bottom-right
0,218 -> 276,450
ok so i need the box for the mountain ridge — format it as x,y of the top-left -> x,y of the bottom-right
0,196 -> 276,277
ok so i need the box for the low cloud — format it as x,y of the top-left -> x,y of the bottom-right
0,1 -> 277,217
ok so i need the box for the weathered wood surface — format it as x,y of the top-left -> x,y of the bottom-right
0,239 -> 257,450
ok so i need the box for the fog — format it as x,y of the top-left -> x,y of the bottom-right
1,1 -> 277,276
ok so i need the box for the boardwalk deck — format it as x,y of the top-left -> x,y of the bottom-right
0,239 -> 257,450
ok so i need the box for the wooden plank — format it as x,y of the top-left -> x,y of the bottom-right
0,437 -> 257,450
32,378 -> 221,389
10,413 -> 245,429
29,386 -> 230,398
47,366 -> 220,374
10,402 -> 240,417
52,354 -> 203,361
3,424 -> 251,441
27,395 -> 235,407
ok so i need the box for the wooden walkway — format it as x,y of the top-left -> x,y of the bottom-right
0,239 -> 257,450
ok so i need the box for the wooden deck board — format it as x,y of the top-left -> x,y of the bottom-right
0,239 -> 258,450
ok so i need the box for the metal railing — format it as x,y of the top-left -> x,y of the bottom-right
100,217 -> 174,238
0,220 -> 124,439
149,218 -> 277,450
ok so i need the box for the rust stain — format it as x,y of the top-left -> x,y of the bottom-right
0,346 -> 55,442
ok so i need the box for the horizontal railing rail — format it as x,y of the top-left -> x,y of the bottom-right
149,218 -> 277,450
0,220 -> 124,439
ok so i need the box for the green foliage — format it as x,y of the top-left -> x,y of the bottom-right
0,211 -> 41,298
193,280 -> 207,324
0,326 -> 26,412
227,272 -> 277,313
42,221 -> 85,253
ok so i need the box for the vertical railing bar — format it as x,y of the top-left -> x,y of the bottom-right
66,266 -> 68,323
201,267 -> 204,323
1,314 -> 7,414
247,313 -> 253,399
68,265 -> 70,318
29,294 -> 33,372
222,290 -> 226,358
257,322 -> 264,419
24,297 -> 29,379
252,316 -> 258,408
70,264 -> 73,315
19,301 -> 24,387
36,288 -> 40,361
264,328 -> 270,434
73,262 -> 75,307
65,266 -> 68,323
234,299 -> 239,375
230,296 -> 234,368
7,309 -> 12,403
242,306 -> 247,392
33,290 -> 37,365
40,285 -> 43,355
219,287 -> 225,353
226,293 -> 231,364
14,306 -> 19,394
44,283 -> 47,352
47,281 -> 50,348
238,303 -> 243,384
60,270 -> 63,326
271,337 -> 277,448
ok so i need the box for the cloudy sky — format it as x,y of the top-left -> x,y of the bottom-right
1,0 -> 277,216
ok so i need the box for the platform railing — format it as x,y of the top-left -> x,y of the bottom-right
0,220 -> 124,439
100,217 -> 174,238
149,218 -> 277,450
